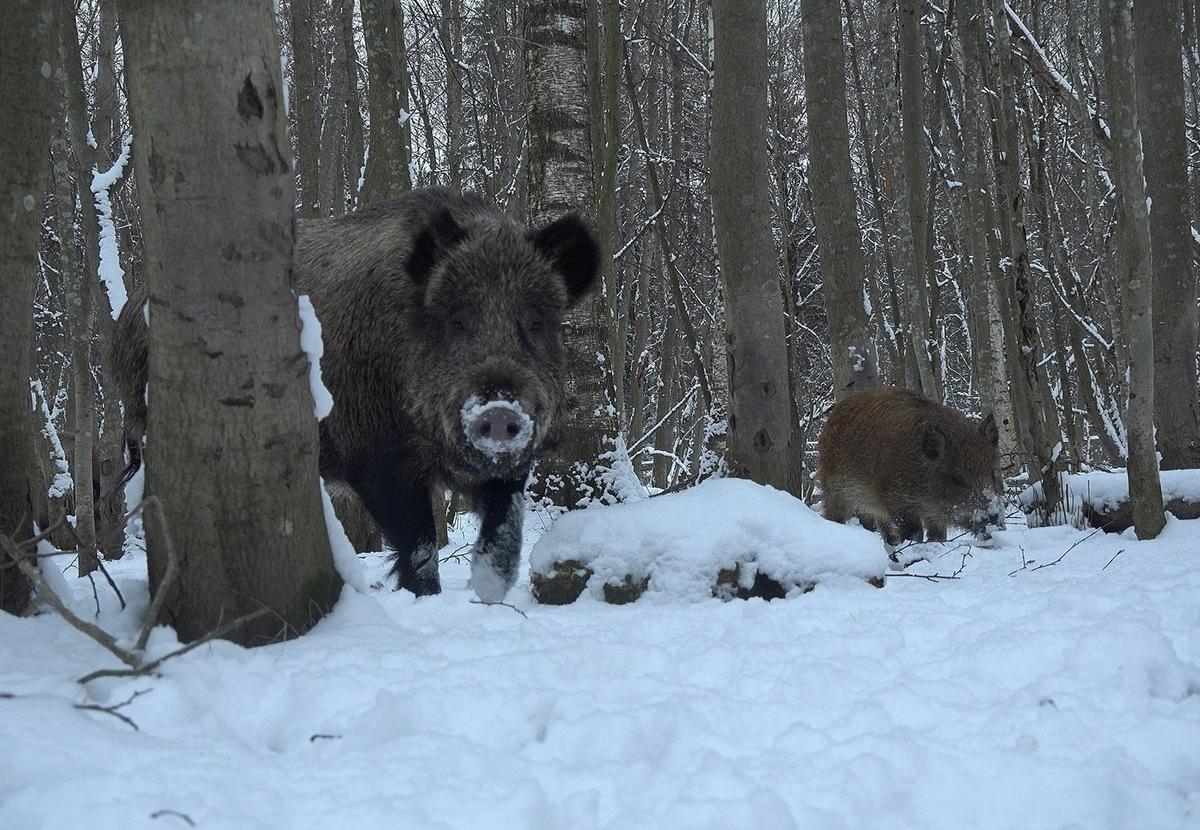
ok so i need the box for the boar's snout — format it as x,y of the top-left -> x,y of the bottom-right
461,396 -> 535,463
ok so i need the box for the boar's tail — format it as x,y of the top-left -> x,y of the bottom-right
116,433 -> 142,490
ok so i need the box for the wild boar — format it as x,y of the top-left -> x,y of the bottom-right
817,387 -> 1005,546
113,186 -> 600,601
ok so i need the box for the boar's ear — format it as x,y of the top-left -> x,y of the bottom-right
921,423 -> 947,462
407,208 -> 467,285
980,412 -> 999,448
531,213 -> 601,307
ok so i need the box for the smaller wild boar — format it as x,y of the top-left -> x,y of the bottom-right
817,387 -> 1005,546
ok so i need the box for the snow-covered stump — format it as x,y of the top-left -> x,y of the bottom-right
1019,469 -> 1200,532
529,479 -> 889,605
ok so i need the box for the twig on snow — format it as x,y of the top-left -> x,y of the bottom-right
469,598 -> 529,618
73,688 -> 151,731
1101,548 -> 1126,571
150,810 -> 196,827
78,609 -> 270,685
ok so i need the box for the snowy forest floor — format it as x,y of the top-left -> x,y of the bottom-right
3,504 -> 1199,829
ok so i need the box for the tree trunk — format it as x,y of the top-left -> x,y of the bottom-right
895,0 -> 938,398
120,0 -> 341,643
1104,0 -> 1166,538
441,0 -> 464,189
360,0 -> 411,203
801,0 -> 878,400
317,16 -> 348,216
987,0 -> 1061,517
58,0 -> 130,564
94,0 -> 121,165
523,0 -> 616,507
51,112 -> 98,575
710,0 -> 797,495
585,0 -> 622,415
290,0 -> 320,217
341,0 -> 365,207
0,0 -> 56,614
950,4 -> 1020,464
1135,0 -> 1200,470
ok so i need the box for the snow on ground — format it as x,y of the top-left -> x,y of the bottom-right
3,501 -> 1199,829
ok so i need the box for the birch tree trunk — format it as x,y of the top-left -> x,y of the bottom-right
120,0 -> 341,644
1104,0 -> 1166,538
1135,0 -> 1200,470
951,3 -> 1020,464
710,0 -> 797,494
523,0 -> 616,507
988,0 -> 1061,518
801,0 -> 878,400
0,0 -> 55,614
290,0 -> 320,217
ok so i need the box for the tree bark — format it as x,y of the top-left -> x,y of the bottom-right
986,0 -> 1062,517
1135,0 -> 1200,470
0,0 -> 56,614
801,0 -> 878,400
341,0 -> 365,207
441,0 -> 464,189
523,0 -> 616,507
895,0 -> 938,398
120,0 -> 341,643
51,108 -> 98,575
360,0 -> 412,203
1104,0 -> 1166,538
710,0 -> 798,495
290,0 -> 321,217
950,3 -> 1020,464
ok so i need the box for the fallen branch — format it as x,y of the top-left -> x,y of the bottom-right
469,599 -> 528,618
78,608 -> 270,685
0,533 -> 141,668
884,572 -> 961,582
150,810 -> 195,827
73,688 -> 150,731
1101,548 -> 1126,571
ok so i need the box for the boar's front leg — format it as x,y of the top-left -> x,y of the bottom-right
468,478 -> 526,603
347,454 -> 441,596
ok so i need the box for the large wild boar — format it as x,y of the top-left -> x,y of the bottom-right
112,187 -> 599,601
817,387 -> 1005,546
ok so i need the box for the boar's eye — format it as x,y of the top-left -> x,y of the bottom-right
448,310 -> 473,334
527,317 -> 544,334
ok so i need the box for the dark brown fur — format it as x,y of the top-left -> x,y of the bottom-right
817,387 -> 1003,545
113,187 -> 599,599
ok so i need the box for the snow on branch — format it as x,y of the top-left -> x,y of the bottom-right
91,133 -> 133,318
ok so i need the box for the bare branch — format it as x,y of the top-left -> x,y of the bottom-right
0,534 -> 140,668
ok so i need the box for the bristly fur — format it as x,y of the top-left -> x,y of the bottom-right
111,186 -> 600,597
817,387 -> 1002,545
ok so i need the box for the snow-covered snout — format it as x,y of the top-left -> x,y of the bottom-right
460,395 -> 536,472
406,206 -> 600,486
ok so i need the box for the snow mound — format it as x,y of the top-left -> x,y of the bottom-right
529,478 -> 889,602
1019,469 -> 1200,528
